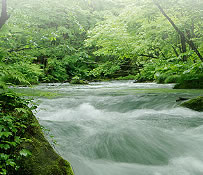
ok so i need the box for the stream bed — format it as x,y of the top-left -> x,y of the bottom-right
35,81 -> 203,175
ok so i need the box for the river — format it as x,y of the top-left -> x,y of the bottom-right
35,81 -> 203,175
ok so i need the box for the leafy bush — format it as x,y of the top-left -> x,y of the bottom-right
155,74 -> 168,84
116,74 -> 137,80
136,59 -> 203,85
174,74 -> 203,89
0,92 -> 35,174
43,58 -> 68,82
70,76 -> 89,84
12,63 -> 42,85
164,75 -> 181,83
88,61 -> 120,79
135,63 -> 155,82
0,63 -> 29,86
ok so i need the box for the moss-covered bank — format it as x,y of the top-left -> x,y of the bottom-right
18,115 -> 74,175
0,92 -> 74,175
180,96 -> 203,112
174,74 -> 203,89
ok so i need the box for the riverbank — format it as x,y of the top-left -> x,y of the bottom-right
0,92 -> 74,175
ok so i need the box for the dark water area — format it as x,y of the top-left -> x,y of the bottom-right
35,81 -> 203,175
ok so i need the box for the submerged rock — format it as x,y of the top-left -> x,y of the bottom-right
176,97 -> 189,102
180,96 -> 203,112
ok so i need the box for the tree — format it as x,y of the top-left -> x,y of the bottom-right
153,0 -> 203,62
0,0 -> 9,29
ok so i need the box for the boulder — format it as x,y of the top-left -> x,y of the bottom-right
180,96 -> 203,112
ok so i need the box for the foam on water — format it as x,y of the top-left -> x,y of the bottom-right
36,81 -> 203,175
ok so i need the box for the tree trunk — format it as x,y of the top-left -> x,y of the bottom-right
172,45 -> 179,57
0,0 -> 9,29
153,0 -> 203,62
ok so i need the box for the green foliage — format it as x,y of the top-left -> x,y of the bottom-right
43,58 -> 68,82
164,75 -> 181,84
0,92 -> 36,174
0,62 -> 42,86
135,63 -> 156,82
63,51 -> 93,80
1,0 -> 203,86
174,74 -> 203,89
85,0 -> 203,85
0,0 -> 128,84
88,61 -> 120,79
116,74 -> 137,80
70,76 -> 89,84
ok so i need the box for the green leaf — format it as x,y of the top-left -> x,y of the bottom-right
0,132 -> 12,137
0,144 -> 10,150
6,159 -> 16,167
19,149 -> 32,157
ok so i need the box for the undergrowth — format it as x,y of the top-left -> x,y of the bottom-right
0,91 -> 36,174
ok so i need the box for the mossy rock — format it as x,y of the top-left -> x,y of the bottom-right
180,96 -> 203,112
17,115 -> 74,175
0,92 -> 74,175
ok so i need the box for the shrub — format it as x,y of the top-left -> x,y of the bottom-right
0,92 -> 35,174
116,74 -> 136,80
43,58 -> 68,82
174,74 -> 203,89
164,75 -> 181,83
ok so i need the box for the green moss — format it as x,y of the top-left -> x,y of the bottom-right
13,88 -> 60,98
17,110 -> 74,175
174,74 -> 203,89
0,92 -> 74,175
180,96 -> 203,111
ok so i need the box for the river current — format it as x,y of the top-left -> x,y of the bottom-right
35,81 -> 203,175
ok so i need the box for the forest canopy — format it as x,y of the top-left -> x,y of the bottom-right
0,0 -> 203,87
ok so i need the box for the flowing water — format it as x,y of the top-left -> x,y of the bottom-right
35,81 -> 203,175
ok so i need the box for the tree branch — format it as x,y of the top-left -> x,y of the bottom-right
153,0 -> 203,61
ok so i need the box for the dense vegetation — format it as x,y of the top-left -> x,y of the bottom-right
0,0 -> 203,174
0,92 -> 34,174
0,0 -> 203,87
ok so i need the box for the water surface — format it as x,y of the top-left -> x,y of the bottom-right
36,81 -> 203,175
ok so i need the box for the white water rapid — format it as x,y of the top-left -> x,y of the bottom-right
36,81 -> 203,175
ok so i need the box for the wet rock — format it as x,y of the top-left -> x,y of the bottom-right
180,96 -> 203,111
18,114 -> 74,175
176,97 -> 189,102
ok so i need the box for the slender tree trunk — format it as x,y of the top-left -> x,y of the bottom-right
0,0 -> 9,29
180,35 -> 187,61
172,45 -> 179,57
153,0 -> 203,62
